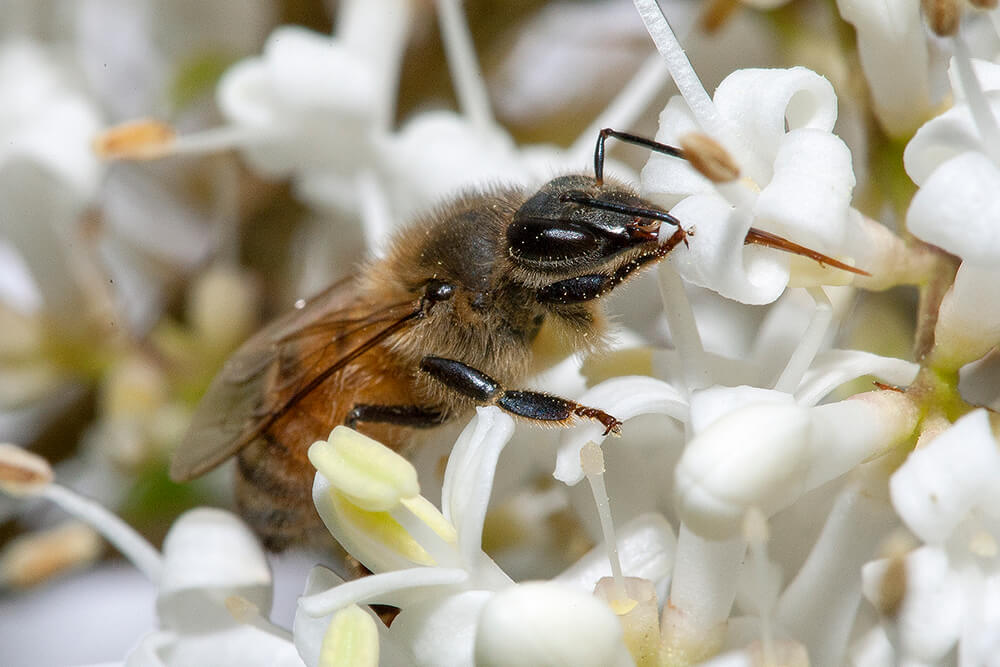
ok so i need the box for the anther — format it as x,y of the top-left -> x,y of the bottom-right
679,132 -> 740,183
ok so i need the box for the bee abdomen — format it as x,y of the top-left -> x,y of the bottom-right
234,432 -> 326,551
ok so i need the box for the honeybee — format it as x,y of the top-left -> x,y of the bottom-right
171,129 -> 864,550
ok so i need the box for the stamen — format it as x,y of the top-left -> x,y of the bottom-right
699,0 -> 742,33
678,133 -> 740,183
0,445 -> 162,581
632,0 -> 764,179
94,121 -> 260,161
0,444 -> 53,496
922,0 -> 961,36
93,119 -> 176,160
39,484 -> 163,582
656,266 -> 711,395
436,0 -> 494,130
0,521 -> 101,589
968,0 -> 997,9
389,497 -> 459,567
773,287 -> 833,394
580,442 -> 626,604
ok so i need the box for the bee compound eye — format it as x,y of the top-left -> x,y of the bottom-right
507,219 -> 599,266
425,279 -> 454,302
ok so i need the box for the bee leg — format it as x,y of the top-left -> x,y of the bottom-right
345,404 -> 446,428
420,356 -> 622,435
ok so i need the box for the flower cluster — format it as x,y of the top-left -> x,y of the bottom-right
3,0 -> 1000,666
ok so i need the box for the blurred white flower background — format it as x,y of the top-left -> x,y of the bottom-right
2,0 -> 1000,665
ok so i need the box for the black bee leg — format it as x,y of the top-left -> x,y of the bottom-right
419,356 -> 622,435
536,226 -> 689,305
345,404 -> 446,429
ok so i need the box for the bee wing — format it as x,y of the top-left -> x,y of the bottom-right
170,279 -> 422,481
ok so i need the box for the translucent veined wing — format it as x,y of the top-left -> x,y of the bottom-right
170,278 -> 423,481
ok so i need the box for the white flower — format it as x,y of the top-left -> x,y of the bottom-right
0,40 -> 103,319
835,0 -> 933,137
298,408 -> 663,665
0,445 -> 301,667
905,56 -> 1000,371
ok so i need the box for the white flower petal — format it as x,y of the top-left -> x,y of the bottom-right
440,407 -> 515,569
688,385 -> 793,435
835,0 -> 931,136
554,376 -> 686,485
641,96 -> 714,209
664,195 -> 789,305
931,263 -> 1000,370
156,508 -> 272,633
474,582 -> 633,667
0,41 -> 103,202
903,104 -> 1000,186
376,112 -> 523,213
906,152 -> 1000,263
753,128 -> 855,250
712,67 -> 838,176
890,410 -> 1000,544
388,590 -> 492,667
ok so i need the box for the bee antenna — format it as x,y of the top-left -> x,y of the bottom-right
594,128 -> 686,186
559,192 -> 682,228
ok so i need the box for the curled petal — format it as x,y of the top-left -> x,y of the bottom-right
890,410 -> 1000,544
554,376 -> 687,485
903,103 -> 1000,186
665,194 -> 789,305
907,152 -> 1000,264
711,67 -> 838,177
754,128 -> 855,250
474,582 -> 633,667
